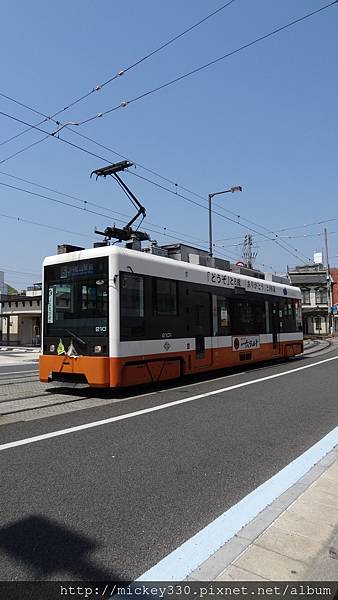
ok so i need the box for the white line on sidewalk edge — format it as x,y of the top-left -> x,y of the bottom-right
1,355 -> 337,452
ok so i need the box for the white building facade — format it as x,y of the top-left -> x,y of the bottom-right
0,285 -> 42,346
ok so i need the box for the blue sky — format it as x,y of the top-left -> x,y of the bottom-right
0,0 -> 337,289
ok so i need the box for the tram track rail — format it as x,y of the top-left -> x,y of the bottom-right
0,394 -> 90,416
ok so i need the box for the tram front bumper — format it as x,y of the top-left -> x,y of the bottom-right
39,354 -> 110,387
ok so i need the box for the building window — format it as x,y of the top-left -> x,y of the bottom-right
153,278 -> 177,316
29,300 -> 33,307
302,289 -> 310,304
315,317 -> 322,331
315,288 -> 327,304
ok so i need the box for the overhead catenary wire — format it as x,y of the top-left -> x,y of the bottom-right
0,169 -> 212,247
1,0 -> 336,162
217,218 -> 338,243
0,211 -> 97,241
0,3 -> 333,263
0,168 -> 300,269
0,182 -> 221,252
0,266 -> 40,276
0,0 -> 237,149
0,109 -> 312,265
127,170 -> 312,264
0,83 -> 325,264
78,0 -> 338,125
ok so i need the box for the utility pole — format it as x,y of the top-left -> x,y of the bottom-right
242,234 -> 257,269
324,227 -> 333,335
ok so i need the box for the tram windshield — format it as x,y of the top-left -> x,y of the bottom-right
44,257 -> 108,338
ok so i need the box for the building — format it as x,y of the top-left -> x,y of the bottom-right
0,284 -> 42,346
288,264 -> 333,335
330,268 -> 338,333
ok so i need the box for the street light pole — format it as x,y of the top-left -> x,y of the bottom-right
324,226 -> 333,335
208,186 -> 242,257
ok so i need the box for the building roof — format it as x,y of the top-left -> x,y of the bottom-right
288,273 -> 327,285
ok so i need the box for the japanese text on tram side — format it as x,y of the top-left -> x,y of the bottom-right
207,271 -> 276,293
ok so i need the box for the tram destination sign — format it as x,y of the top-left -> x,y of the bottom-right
207,271 -> 277,294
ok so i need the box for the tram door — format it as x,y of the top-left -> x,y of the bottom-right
271,302 -> 280,354
190,291 -> 212,367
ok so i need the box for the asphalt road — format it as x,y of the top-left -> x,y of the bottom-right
0,350 -> 338,581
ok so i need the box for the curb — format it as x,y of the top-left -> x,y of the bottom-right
188,445 -> 338,581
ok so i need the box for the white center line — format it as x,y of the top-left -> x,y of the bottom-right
1,355 -> 337,452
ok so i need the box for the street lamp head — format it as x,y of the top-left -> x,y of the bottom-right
230,186 -> 242,193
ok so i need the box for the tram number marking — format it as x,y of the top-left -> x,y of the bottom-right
162,332 -> 172,338
95,326 -> 107,332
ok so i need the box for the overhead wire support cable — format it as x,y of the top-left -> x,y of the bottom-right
0,99 -> 306,259
0,0 -> 237,149
59,127 -> 312,262
0,97 -> 329,263
0,108 -> 311,264
0,180 -> 215,250
127,170 -> 310,264
79,0 -> 338,125
0,168 -> 211,246
0,109 -> 312,264
0,210 -> 96,241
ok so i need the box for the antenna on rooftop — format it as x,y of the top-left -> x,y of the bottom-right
90,160 -> 150,247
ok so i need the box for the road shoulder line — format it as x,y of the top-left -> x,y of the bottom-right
137,428 -> 338,581
188,445 -> 338,581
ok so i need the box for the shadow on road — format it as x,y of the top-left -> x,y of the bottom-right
45,355 -> 306,401
0,515 -> 122,581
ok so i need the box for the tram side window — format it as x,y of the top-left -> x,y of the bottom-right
189,291 -> 212,336
120,273 -> 144,317
279,299 -> 297,332
230,299 -> 266,335
120,272 -> 145,340
216,295 -> 230,335
153,278 -> 178,316
295,300 -> 303,331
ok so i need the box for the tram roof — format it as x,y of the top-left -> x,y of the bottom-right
43,245 -> 301,299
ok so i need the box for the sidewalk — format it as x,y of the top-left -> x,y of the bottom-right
188,448 -> 338,581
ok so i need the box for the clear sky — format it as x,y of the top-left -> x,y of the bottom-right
0,0 -> 337,289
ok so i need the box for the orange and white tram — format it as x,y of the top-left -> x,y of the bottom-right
40,245 -> 303,388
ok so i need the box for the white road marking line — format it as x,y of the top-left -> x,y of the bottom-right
137,426 -> 338,581
1,355 -> 337,452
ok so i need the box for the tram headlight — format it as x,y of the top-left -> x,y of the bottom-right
49,344 -> 55,352
94,345 -> 102,353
